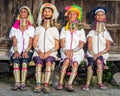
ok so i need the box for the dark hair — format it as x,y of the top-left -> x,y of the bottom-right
42,7 -> 54,13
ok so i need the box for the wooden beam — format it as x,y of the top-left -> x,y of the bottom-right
82,24 -> 120,30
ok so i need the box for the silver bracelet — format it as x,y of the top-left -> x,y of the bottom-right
73,46 -> 81,52
13,46 -> 18,52
89,50 -> 95,56
50,48 -> 56,53
26,47 -> 31,52
34,47 -> 39,52
101,49 -> 107,55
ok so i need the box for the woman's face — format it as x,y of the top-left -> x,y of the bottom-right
42,8 -> 53,19
20,8 -> 29,19
68,11 -> 78,22
95,11 -> 106,22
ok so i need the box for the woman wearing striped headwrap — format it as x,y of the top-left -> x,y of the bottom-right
56,4 -> 86,92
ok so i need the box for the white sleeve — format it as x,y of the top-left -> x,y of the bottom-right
52,27 -> 59,40
79,28 -> 86,43
104,31 -> 113,42
60,27 -> 66,39
9,27 -> 16,39
34,26 -> 41,36
28,26 -> 35,38
87,30 -> 94,38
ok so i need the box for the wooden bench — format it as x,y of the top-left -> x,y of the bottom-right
0,51 -> 120,67
0,51 -> 120,85
0,52 -> 120,61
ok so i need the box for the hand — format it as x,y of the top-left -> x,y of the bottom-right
64,49 -> 73,56
37,51 -> 44,59
93,53 -> 101,60
68,49 -> 74,54
67,53 -> 73,60
93,54 -> 97,60
64,50 -> 73,60
43,51 -> 51,59
13,51 -> 21,59
64,50 -> 70,57
22,51 -> 28,58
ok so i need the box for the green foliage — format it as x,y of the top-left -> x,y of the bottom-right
80,61 -> 86,66
103,61 -> 115,83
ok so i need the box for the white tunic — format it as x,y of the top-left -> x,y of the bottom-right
60,27 -> 86,64
33,26 -> 59,58
87,30 -> 113,63
9,26 -> 35,54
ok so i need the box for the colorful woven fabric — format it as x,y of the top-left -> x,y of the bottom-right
65,4 -> 82,21
65,5 -> 82,30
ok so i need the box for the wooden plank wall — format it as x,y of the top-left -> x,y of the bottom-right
0,0 -> 32,38
56,0 -> 120,52
0,0 -> 120,52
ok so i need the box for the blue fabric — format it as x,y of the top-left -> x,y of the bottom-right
10,51 -> 33,64
87,56 -> 105,69
92,6 -> 107,16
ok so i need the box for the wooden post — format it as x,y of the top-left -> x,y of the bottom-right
115,1 -> 119,24
39,0 -> 43,7
32,0 -> 43,26
80,0 -> 86,24
51,0 -> 55,5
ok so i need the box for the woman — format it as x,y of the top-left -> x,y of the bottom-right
82,6 -> 113,91
33,3 -> 59,93
9,6 -> 34,91
56,5 -> 86,92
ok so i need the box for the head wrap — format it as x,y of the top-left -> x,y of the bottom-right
16,6 -> 34,24
92,7 -> 108,33
13,6 -> 34,29
65,4 -> 82,30
92,6 -> 107,16
37,3 -> 59,26
65,4 -> 82,21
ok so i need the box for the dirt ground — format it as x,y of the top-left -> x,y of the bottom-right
0,82 -> 120,96
0,68 -> 120,96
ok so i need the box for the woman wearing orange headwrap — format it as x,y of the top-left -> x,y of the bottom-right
33,3 -> 59,93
